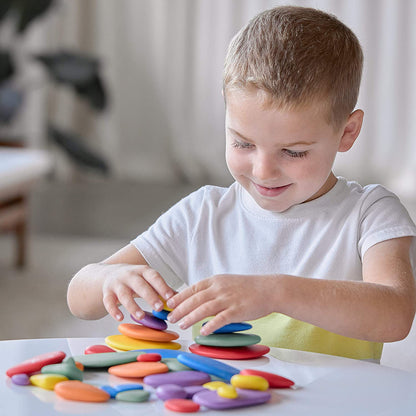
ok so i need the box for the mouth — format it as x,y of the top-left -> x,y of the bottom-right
253,183 -> 291,197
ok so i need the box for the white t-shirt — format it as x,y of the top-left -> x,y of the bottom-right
132,177 -> 416,359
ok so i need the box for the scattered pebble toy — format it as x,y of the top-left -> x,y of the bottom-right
5,312 -> 298,412
240,368 -> 295,388
144,370 -> 211,388
164,398 -> 201,413
6,350 -> 66,377
30,373 -> 68,390
156,384 -> 188,401
230,374 -> 269,391
217,384 -> 238,399
54,380 -> 111,402
193,388 -> 271,410
177,352 -> 240,382
84,344 -> 116,354
137,352 -> 162,362
108,361 -> 169,378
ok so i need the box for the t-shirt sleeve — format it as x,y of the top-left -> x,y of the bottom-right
131,186 -> 206,289
358,186 -> 416,271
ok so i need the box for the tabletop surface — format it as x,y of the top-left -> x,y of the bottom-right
1,337 -> 416,415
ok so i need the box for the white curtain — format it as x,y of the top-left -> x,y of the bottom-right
19,0 -> 416,198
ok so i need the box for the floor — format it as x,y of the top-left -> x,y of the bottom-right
1,178 -> 416,371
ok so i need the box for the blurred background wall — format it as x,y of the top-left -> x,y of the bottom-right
6,0 -> 416,195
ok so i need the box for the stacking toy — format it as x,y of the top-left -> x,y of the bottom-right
118,323 -> 179,342
131,312 -> 167,330
105,335 -> 181,351
189,343 -> 270,360
195,333 -> 261,347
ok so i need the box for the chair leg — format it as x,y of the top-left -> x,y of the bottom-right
15,220 -> 26,268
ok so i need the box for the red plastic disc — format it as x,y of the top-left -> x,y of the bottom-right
240,368 -> 294,388
188,343 -> 269,360
164,398 -> 200,412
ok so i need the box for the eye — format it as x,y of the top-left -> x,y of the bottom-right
284,149 -> 308,158
231,140 -> 255,149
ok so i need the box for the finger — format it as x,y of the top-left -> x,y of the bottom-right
175,299 -> 226,330
167,287 -> 216,324
167,281 -> 209,310
141,267 -> 176,309
116,286 -> 145,320
103,292 -> 124,321
128,272 -> 167,312
200,310 -> 237,336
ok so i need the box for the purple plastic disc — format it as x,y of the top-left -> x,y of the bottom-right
184,385 -> 207,398
11,373 -> 30,386
156,384 -> 187,401
193,388 -> 271,410
143,370 -> 211,388
130,311 -> 167,331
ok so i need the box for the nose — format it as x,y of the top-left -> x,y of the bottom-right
252,151 -> 279,182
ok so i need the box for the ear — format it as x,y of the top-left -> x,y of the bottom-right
338,109 -> 364,152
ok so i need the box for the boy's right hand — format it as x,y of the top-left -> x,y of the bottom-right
101,263 -> 175,321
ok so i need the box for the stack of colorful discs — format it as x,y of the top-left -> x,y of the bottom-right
189,322 -> 270,360
105,310 -> 181,351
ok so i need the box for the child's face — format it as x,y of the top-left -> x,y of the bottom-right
225,89 -> 347,212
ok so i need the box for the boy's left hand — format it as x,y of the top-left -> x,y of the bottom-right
166,274 -> 276,335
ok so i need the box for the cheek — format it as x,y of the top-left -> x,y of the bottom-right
225,149 -> 246,175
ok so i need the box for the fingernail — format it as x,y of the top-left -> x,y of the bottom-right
115,313 -> 122,321
135,311 -> 144,319
178,320 -> 187,329
154,301 -> 163,311
167,313 -> 176,323
166,299 -> 174,308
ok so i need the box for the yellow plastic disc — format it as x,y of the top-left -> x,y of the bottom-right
105,335 -> 181,351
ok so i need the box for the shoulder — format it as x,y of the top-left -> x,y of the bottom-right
179,183 -> 239,210
337,178 -> 402,211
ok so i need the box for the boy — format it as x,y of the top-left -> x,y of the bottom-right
68,6 -> 416,360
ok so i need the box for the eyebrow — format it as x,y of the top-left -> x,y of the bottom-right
227,127 -> 317,147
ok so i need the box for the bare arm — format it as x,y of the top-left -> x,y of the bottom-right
168,237 -> 416,342
67,244 -> 175,320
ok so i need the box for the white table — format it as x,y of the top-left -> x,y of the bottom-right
1,337 -> 416,415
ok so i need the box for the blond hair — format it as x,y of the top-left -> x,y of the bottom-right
223,6 -> 363,128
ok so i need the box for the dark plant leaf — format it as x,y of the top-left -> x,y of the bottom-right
14,0 -> 55,33
0,50 -> 15,82
34,51 -> 99,86
0,84 -> 23,123
0,0 -> 13,22
74,74 -> 108,111
48,125 -> 110,174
